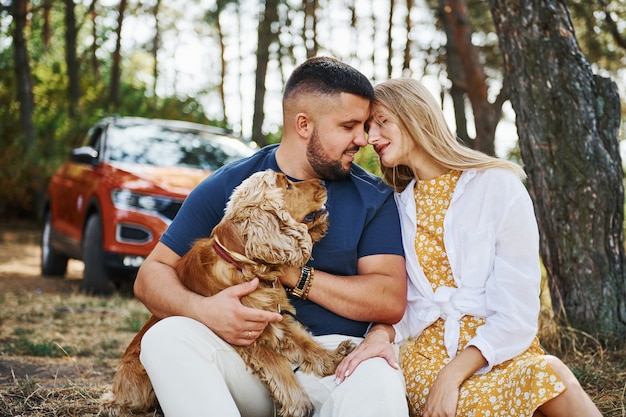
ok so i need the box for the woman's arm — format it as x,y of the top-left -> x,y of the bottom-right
422,346 -> 487,417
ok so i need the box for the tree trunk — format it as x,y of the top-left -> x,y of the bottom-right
441,0 -> 497,156
151,0 -> 161,96
439,1 -> 470,145
303,0 -> 318,59
11,0 -> 36,152
216,12 -> 228,126
490,0 -> 626,344
64,0 -> 80,117
251,0 -> 279,146
42,0 -> 52,48
386,0 -> 395,78
88,0 -> 100,77
109,0 -> 127,111
402,0 -> 414,75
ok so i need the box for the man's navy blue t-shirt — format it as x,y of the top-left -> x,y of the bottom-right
160,144 -> 404,337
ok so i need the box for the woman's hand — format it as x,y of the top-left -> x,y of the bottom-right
334,324 -> 398,384
422,372 -> 460,417
422,346 -> 487,416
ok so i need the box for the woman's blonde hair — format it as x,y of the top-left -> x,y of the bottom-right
373,78 -> 525,192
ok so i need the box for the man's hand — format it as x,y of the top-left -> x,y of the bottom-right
197,278 -> 284,346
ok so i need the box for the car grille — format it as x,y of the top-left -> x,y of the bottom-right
159,201 -> 183,221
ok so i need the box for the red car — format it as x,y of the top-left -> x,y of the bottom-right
41,116 -> 256,294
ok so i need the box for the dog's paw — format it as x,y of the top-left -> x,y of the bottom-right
334,339 -> 356,357
279,399 -> 315,417
98,392 -> 123,417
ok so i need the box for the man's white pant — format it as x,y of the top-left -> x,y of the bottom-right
140,316 -> 408,417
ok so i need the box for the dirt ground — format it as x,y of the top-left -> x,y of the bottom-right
0,220 -> 156,416
0,222 -> 132,400
0,221 -> 107,386
0,220 -> 84,294
1,221 -> 624,416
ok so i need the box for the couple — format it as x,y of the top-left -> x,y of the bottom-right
133,57 -> 601,417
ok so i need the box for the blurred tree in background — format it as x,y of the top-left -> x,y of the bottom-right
0,0 -> 625,344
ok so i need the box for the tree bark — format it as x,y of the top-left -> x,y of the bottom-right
490,0 -> 626,344
109,0 -> 127,111
439,1 -> 470,145
151,0 -> 161,97
64,0 -> 80,117
11,0 -> 36,152
303,0 -> 318,59
386,0 -> 395,78
402,0 -> 414,75
251,0 -> 279,147
441,0 -> 497,155
42,0 -> 52,48
88,0 -> 100,77
216,13 -> 227,126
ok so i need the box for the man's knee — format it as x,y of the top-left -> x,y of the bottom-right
351,357 -> 406,397
140,316 -> 205,363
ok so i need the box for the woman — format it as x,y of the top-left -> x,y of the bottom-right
335,77 -> 601,417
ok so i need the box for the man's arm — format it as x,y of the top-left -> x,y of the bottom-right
281,253 -> 407,324
134,242 -> 283,346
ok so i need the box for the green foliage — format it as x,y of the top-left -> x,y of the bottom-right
263,126 -> 284,145
1,0 -> 623,219
355,145 -> 382,177
4,327 -> 74,357
0,4 -> 225,220
121,310 -> 152,333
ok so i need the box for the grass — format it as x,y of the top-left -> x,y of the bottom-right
537,321 -> 626,416
0,290 -> 157,416
0,260 -> 624,416
0,290 -> 624,416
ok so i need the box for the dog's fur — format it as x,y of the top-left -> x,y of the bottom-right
100,170 -> 355,417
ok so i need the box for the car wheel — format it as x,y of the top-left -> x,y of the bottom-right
83,214 -> 113,295
41,211 -> 68,276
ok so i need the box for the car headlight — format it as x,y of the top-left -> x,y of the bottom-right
111,189 -> 173,213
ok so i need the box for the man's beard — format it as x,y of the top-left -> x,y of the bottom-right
306,128 -> 352,180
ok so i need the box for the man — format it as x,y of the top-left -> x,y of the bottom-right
134,56 -> 408,416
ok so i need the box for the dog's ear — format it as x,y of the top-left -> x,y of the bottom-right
224,170 -> 313,266
243,206 -> 313,266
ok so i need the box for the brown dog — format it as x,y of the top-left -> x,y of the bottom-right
100,170 -> 355,417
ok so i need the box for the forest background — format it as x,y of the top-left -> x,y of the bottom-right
1,0 -> 626,368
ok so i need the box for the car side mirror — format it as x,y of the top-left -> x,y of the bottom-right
70,146 -> 99,165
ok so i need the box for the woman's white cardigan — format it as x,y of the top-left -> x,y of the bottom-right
392,169 -> 541,374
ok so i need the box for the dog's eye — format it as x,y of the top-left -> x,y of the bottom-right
285,182 -> 292,190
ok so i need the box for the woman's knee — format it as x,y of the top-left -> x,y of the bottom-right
543,355 -> 581,390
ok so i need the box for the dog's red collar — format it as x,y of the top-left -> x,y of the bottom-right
213,241 -> 243,271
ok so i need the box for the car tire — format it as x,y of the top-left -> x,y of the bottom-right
41,211 -> 68,276
83,214 -> 114,295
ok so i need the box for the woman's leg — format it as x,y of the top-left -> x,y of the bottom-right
536,355 -> 602,417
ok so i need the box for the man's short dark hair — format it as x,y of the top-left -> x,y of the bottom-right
284,56 -> 374,101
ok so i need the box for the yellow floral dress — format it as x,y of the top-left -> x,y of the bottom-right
401,170 -> 565,417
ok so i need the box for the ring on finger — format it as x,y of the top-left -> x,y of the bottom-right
247,330 -> 251,340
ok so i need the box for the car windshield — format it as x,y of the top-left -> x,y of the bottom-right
105,123 -> 255,171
